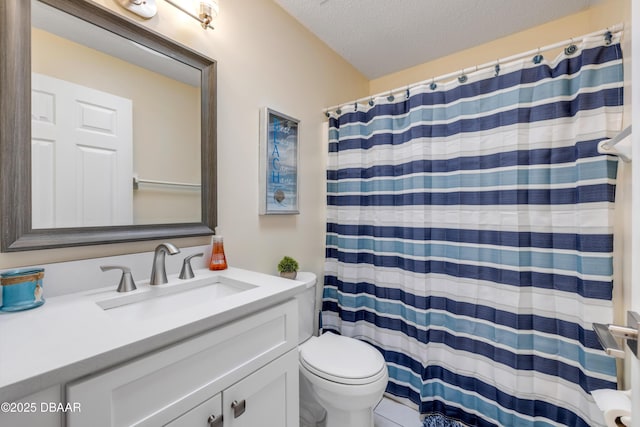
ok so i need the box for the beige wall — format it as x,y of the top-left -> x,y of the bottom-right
370,0 -> 629,95
0,0 -> 368,274
630,0 -> 640,406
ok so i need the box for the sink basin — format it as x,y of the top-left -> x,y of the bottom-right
95,275 -> 256,320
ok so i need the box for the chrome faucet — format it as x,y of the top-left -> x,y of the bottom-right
150,242 -> 180,285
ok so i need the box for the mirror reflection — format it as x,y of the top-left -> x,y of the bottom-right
31,0 -> 201,229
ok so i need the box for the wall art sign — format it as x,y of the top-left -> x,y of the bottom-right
259,108 -> 299,215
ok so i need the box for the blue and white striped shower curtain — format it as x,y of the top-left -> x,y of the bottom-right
322,32 -> 623,427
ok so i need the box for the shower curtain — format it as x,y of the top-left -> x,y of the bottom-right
322,32 -> 623,427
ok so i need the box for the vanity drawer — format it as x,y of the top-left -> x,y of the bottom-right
66,299 -> 297,427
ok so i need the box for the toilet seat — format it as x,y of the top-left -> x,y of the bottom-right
299,332 -> 386,385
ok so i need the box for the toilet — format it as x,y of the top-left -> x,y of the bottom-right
294,272 -> 388,427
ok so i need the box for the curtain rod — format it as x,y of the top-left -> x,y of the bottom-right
324,23 -> 623,114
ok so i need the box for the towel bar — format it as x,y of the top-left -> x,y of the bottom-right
594,311 -> 639,359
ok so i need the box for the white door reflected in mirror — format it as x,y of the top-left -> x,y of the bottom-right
31,73 -> 133,228
31,0 -> 202,228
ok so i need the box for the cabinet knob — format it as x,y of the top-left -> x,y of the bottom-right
231,399 -> 246,418
207,414 -> 223,427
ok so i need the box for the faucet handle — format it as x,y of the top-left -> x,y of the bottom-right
179,253 -> 204,280
100,265 -> 137,293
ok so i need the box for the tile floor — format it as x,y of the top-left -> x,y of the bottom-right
374,397 -> 422,427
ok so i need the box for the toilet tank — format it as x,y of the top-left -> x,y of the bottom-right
293,272 -> 317,344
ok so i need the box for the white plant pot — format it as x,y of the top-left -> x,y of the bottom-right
280,271 -> 297,279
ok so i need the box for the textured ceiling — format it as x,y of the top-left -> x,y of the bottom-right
274,0 -> 603,79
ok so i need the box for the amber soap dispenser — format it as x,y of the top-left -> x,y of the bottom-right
209,235 -> 228,270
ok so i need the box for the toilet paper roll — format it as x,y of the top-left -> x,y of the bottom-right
591,389 -> 631,427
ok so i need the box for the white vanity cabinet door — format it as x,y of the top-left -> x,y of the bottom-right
66,300 -> 297,427
164,349 -> 298,427
223,349 -> 299,427
164,393 -> 222,427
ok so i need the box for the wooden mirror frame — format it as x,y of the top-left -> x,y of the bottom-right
0,0 -> 217,251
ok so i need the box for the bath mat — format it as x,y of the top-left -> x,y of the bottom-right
422,414 -> 464,427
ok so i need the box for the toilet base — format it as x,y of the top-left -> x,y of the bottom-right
324,406 -> 375,427
299,362 -> 387,427
300,381 -> 376,427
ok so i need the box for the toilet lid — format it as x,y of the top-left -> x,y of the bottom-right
299,332 -> 386,385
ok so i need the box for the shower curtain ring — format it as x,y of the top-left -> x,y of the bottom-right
604,30 -> 613,45
387,91 -> 394,102
533,48 -> 544,64
368,98 -> 375,107
494,61 -> 500,77
565,39 -> 577,56
430,78 -> 437,91
458,70 -> 467,84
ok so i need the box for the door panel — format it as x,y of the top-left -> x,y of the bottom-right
223,350 -> 299,427
31,73 -> 133,228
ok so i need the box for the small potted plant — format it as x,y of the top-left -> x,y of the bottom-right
277,256 -> 299,279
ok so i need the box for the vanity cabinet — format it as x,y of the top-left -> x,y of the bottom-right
0,299 -> 298,427
166,350 -> 298,427
66,300 -> 298,426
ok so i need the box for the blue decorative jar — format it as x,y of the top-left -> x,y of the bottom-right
0,268 -> 45,312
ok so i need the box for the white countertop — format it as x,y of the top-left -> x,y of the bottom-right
0,267 -> 306,402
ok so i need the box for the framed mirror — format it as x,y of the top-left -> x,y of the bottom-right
0,0 -> 217,251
